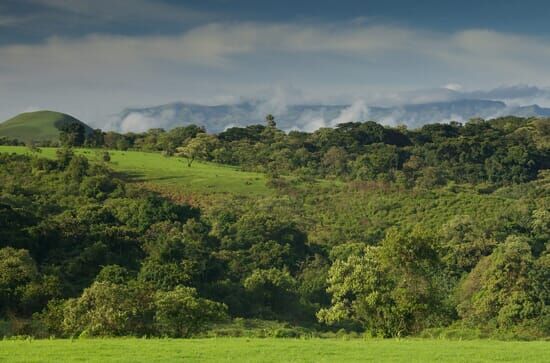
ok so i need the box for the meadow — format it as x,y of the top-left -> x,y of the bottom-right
0,146 -> 270,196
0,338 -> 549,363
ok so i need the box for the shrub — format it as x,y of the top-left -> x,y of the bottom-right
154,286 -> 228,338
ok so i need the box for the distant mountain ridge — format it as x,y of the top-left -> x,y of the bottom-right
116,99 -> 550,133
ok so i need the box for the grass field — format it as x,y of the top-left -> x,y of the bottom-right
0,146 -> 270,196
0,338 -> 548,362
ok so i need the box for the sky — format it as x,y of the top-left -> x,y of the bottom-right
2,0 -> 550,128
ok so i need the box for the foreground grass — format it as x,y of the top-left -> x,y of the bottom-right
0,146 -> 270,196
0,338 -> 548,362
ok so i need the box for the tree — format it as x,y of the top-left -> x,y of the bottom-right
352,144 -> 400,181
137,219 -> 216,290
297,255 -> 331,307
58,122 -> 86,147
176,133 -> 219,167
317,246 -> 393,334
318,228 -> 443,336
95,265 -> 131,284
65,155 -> 89,183
219,211 -> 308,276
85,129 -> 104,147
154,286 -> 227,337
56,147 -> 74,169
62,281 -> 154,336
439,215 -> 496,274
322,147 -> 348,177
456,236 -> 546,330
0,247 -> 38,314
266,114 -> 276,128
244,268 -> 299,318
116,137 -> 131,151
102,151 -> 111,162
159,126 -> 205,153
26,141 -> 41,154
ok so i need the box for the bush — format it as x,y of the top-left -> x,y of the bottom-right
62,282 -> 154,337
154,286 -> 228,337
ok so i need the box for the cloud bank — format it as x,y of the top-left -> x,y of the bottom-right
3,20 -> 550,126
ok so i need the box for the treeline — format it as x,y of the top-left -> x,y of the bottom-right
14,115 -> 547,187
1,149 -> 549,338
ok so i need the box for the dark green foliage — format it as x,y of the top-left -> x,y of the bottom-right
101,151 -> 111,162
154,286 -> 227,337
0,115 -> 548,338
0,248 -> 38,313
57,122 -> 86,147
6,112 -> 550,187
318,228 -> 445,337
61,281 -> 155,336
139,116 -> 546,187
456,236 -> 548,331
95,265 -> 132,285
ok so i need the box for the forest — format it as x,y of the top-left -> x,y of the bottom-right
0,115 -> 549,339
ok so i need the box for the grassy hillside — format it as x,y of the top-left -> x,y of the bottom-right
1,338 -> 548,363
0,110 -> 92,142
0,146 -> 270,196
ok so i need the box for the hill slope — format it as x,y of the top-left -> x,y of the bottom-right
0,110 -> 93,142
0,146 -> 270,197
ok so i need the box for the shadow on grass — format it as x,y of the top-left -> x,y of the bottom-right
112,171 -> 190,184
143,176 -> 193,182
111,171 -> 147,183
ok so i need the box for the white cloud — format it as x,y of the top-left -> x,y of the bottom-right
117,107 -> 179,133
118,113 -> 157,133
330,100 -> 369,126
444,83 -> 462,91
253,84 -> 305,117
294,110 -> 328,132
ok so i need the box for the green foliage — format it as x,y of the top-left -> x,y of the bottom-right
95,265 -> 132,285
61,281 -> 154,336
319,228 -> 449,337
457,236 -> 548,333
176,133 -> 219,167
439,215 -> 497,273
154,286 -> 227,337
58,122 -> 86,147
243,268 -> 298,318
0,248 -> 38,313
0,116 -> 548,339
101,151 -> 111,162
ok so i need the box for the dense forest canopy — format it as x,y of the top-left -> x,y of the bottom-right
0,115 -> 549,339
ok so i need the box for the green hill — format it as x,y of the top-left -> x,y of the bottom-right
0,110 -> 93,142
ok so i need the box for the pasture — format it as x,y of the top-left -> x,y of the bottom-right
0,338 -> 548,362
0,146 -> 270,196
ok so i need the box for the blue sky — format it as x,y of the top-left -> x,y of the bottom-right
2,0 -> 550,127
